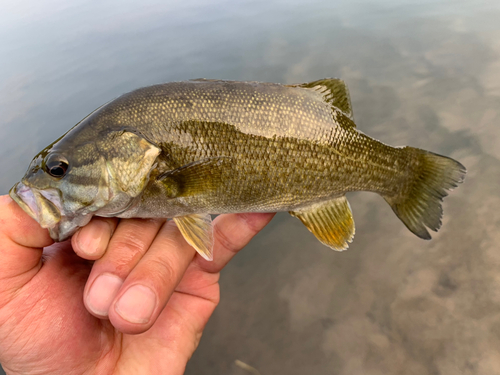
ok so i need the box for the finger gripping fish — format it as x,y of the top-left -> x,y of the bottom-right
10,78 -> 466,260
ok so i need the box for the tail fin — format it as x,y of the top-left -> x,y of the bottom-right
384,147 -> 466,239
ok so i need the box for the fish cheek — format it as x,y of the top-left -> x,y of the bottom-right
59,177 -> 99,213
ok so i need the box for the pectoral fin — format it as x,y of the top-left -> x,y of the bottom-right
289,196 -> 355,251
158,157 -> 230,198
173,214 -> 214,261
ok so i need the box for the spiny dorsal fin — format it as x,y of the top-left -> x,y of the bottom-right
174,214 -> 214,260
157,157 -> 230,198
190,78 -> 221,83
289,196 -> 355,251
290,78 -> 354,122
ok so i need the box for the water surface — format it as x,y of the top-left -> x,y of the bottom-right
1,0 -> 499,374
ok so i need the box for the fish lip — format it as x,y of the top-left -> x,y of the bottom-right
9,182 -> 62,228
10,182 -> 38,221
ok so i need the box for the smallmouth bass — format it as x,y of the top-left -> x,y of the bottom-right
10,78 -> 466,260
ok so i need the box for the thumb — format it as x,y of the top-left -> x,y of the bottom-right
0,195 -> 53,295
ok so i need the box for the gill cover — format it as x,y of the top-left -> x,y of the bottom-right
98,131 -> 161,197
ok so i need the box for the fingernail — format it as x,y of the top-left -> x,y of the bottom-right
86,273 -> 123,316
77,221 -> 109,256
115,285 -> 157,324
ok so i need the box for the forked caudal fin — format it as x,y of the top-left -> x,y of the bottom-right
384,147 -> 466,239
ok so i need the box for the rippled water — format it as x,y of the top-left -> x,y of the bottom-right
2,0 -> 500,374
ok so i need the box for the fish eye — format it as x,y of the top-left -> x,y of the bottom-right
44,154 -> 69,178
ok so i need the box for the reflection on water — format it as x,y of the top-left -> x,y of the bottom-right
2,0 -> 500,374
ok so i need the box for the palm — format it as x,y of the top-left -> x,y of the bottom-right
1,241 -> 217,375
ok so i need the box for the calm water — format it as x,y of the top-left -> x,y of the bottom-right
2,0 -> 500,374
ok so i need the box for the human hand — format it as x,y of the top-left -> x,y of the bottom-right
0,195 -> 274,375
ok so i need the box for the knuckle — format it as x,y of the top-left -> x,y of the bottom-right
237,213 -> 270,234
207,284 -> 221,306
147,256 -> 178,284
112,235 -> 147,255
214,223 -> 241,254
102,217 -> 119,235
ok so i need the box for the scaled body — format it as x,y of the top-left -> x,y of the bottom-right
10,79 -> 466,260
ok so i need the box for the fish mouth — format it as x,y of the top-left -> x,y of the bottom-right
10,182 -> 62,229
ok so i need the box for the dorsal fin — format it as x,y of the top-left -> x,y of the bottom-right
289,78 -> 354,122
190,78 -> 221,83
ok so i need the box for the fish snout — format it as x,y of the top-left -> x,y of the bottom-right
9,182 -> 62,228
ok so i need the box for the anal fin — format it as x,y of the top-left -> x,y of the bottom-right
289,196 -> 355,251
173,214 -> 214,261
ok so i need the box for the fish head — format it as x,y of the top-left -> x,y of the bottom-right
10,129 -> 161,241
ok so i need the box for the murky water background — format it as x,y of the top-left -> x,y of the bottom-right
2,0 -> 500,374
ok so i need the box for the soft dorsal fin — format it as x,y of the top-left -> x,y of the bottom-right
289,78 -> 354,122
289,196 -> 355,251
174,214 -> 214,260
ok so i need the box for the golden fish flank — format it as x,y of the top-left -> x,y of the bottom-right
10,78 -> 466,260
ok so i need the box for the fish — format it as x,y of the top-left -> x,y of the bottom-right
9,78 -> 466,260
